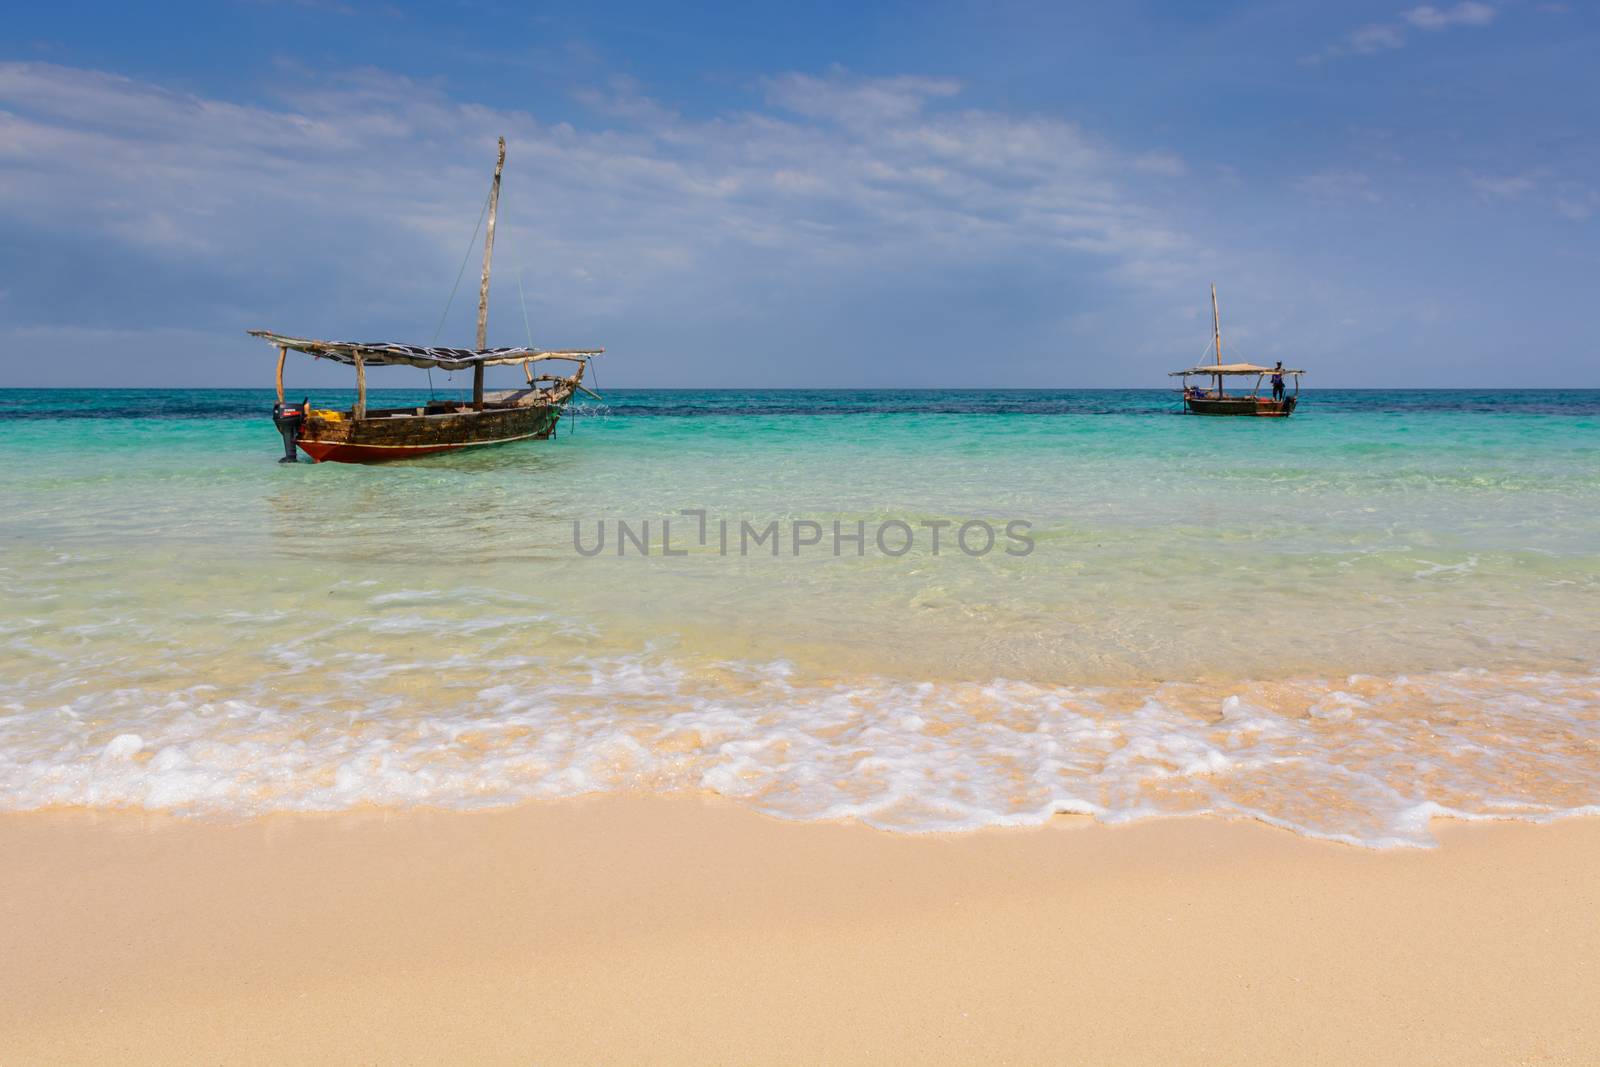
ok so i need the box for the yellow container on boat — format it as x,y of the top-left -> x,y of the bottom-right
311,409 -> 344,422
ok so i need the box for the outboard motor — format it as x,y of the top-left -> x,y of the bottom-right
272,397 -> 308,463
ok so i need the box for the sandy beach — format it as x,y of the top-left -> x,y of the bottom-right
4,800 -> 1597,1065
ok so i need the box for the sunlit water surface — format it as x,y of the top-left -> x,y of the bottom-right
2,388 -> 1597,846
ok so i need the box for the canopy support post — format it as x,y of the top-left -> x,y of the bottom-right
275,346 -> 287,405
474,136 -> 507,411
354,354 -> 366,420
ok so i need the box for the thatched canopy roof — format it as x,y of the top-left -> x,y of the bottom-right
1169,362 -> 1304,377
250,331 -> 603,370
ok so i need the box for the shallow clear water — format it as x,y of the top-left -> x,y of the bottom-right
2,388 -> 1597,846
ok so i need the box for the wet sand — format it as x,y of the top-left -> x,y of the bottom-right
3,797 -> 1597,1064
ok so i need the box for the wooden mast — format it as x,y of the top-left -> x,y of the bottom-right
473,136 -> 506,411
1211,282 -> 1224,398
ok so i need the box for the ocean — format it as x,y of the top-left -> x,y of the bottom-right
2,388 -> 1597,846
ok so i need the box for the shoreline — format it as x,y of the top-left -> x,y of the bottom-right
11,663 -> 1598,846
5,797 -> 1598,1064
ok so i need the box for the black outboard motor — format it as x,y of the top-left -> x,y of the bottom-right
272,397 -> 308,463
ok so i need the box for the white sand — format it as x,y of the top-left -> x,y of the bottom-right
3,797 -> 1598,1064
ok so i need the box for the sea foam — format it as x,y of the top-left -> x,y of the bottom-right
2,652 -> 1597,848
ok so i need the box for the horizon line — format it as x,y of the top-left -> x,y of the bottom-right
5,385 -> 1600,393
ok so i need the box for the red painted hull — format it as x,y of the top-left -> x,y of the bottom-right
296,431 -> 549,463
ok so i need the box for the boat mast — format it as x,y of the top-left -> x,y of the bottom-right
473,136 -> 506,411
1211,282 -> 1224,398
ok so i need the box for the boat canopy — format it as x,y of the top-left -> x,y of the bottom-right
1168,362 -> 1305,377
249,331 -> 603,370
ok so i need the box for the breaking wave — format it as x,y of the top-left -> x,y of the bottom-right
4,647 -> 1597,848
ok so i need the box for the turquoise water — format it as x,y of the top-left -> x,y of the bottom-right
2,389 -> 1598,845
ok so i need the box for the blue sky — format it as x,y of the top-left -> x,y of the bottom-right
2,1 -> 1595,388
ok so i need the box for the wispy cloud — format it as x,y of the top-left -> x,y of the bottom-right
1308,1 -> 1499,62
0,61 -> 1200,359
1470,172 -> 1538,198
1293,170 -> 1381,203
1464,172 -> 1598,221
1132,151 -> 1187,178
1347,23 -> 1409,55
1553,184 -> 1597,221
1403,2 -> 1497,29
762,69 -> 962,125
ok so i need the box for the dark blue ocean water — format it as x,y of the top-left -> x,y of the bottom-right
3,387 -> 1598,420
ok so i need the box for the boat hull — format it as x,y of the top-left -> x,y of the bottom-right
292,398 -> 565,463
1183,395 -> 1297,417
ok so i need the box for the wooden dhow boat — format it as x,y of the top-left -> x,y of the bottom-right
1170,285 -> 1303,417
252,137 -> 603,463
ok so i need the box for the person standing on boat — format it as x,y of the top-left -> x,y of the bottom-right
1271,362 -> 1286,402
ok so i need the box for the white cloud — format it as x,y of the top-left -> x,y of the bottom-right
1467,174 -> 1598,220
1348,23 -> 1409,54
570,75 -> 681,124
1404,2 -> 1497,30
1553,184 -> 1597,220
1132,151 -> 1187,177
1470,173 -> 1537,198
0,59 -> 1201,341
762,69 -> 962,125
1293,171 -> 1381,204
1315,1 -> 1498,61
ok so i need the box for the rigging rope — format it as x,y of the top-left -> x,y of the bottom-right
428,183 -> 495,398
517,268 -> 534,349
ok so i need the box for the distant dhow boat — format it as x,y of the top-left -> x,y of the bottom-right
1170,285 -> 1303,417
251,137 -> 604,463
